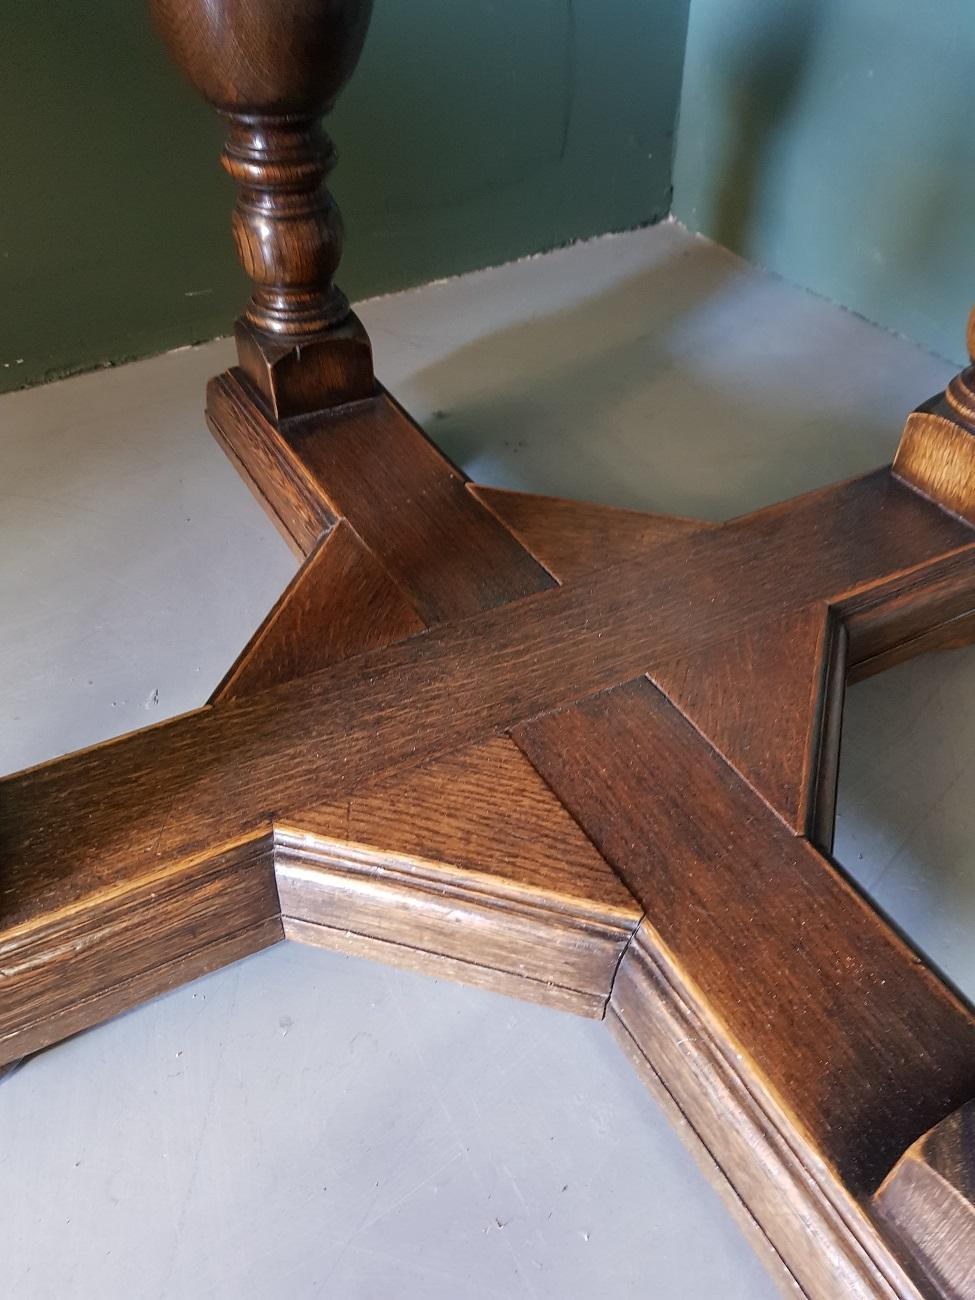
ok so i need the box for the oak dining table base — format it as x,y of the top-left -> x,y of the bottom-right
3,3 -> 975,1298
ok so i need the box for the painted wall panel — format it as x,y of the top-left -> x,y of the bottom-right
674,0 -> 975,365
0,0 -> 689,392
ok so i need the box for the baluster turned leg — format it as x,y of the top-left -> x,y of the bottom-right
150,0 -> 375,420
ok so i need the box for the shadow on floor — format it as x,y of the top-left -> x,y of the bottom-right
404,237 -> 949,520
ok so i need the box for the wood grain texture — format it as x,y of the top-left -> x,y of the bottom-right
285,391 -> 557,620
149,0 -> 373,115
514,680 -> 975,1196
28,4 -> 975,1293
608,933 -> 926,1300
278,841 -> 633,1019
894,406 -> 975,525
2,473 -> 971,937
0,734 -> 634,1064
839,545 -> 975,678
212,520 -> 425,703
0,837 -> 281,1065
207,370 -> 335,555
234,313 -> 375,421
207,379 -> 557,617
274,736 -> 639,1015
606,1008 -> 807,1300
651,604 -> 845,840
3,457 -> 974,1292
876,1102 -> 975,1300
469,484 -> 713,582
288,735 -> 635,911
150,0 -> 376,415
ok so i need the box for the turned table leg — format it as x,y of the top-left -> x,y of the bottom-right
150,0 -> 376,421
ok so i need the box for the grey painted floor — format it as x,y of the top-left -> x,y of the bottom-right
1,221 -> 972,1298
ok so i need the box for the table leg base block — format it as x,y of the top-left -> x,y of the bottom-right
894,388 -> 975,526
235,313 -> 375,423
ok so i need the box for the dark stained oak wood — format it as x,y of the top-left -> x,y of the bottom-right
0,836 -> 282,1063
651,603 -> 845,841
291,736 -> 634,910
1,478 -> 971,894
608,936 -> 922,1300
3,472 -> 971,937
840,545 -> 975,681
212,520 -> 425,703
275,737 -> 640,1016
514,680 -> 975,1300
150,0 -> 376,416
207,378 -> 557,617
876,1101 -> 975,1300
280,392 -> 557,620
3,466 -> 974,1277
206,370 -> 336,556
469,484 -> 713,582
8,2 -> 975,1294
514,681 -> 975,1199
894,370 -> 975,526
895,405 -> 975,527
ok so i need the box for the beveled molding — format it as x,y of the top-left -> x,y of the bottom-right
0,822 -> 635,1065
611,930 -> 928,1300
274,829 -> 638,1018
0,813 -> 959,1300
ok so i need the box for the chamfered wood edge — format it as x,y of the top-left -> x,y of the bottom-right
273,829 -> 638,1019
282,919 -> 610,1018
893,409 -> 975,527
607,1012 -> 805,1300
0,835 -> 283,1065
0,823 -> 642,1066
649,603 -> 847,843
874,1101 -> 975,1300
608,927 -> 934,1300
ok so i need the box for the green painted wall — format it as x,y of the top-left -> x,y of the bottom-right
1,0 -> 690,394
676,1 -> 975,366
673,0 -> 975,366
